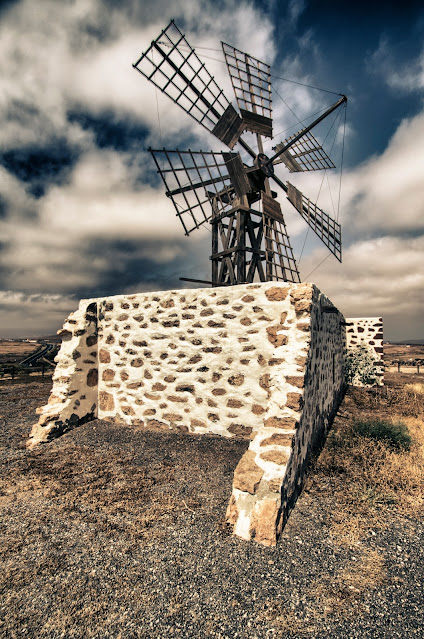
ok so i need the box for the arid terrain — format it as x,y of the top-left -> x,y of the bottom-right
0,340 -> 40,365
0,348 -> 423,638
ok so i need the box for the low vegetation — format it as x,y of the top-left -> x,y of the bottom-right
306,376 -> 424,543
352,417 -> 411,450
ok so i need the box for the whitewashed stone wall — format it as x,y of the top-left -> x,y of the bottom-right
28,283 -> 348,545
345,317 -> 384,386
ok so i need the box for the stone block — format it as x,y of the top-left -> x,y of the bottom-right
249,498 -> 280,547
233,450 -> 264,494
265,287 -> 290,301
260,449 -> 290,465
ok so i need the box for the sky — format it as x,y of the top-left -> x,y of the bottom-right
0,0 -> 423,341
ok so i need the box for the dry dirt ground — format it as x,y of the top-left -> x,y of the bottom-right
0,375 -> 423,639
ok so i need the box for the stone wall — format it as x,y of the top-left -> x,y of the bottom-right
345,317 -> 384,386
28,283 -> 350,545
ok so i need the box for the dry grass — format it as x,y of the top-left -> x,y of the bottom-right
305,383 -> 424,545
0,340 -> 39,365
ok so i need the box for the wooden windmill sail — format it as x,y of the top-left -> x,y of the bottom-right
133,20 -> 346,286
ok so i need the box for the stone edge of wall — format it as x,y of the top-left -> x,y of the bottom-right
27,300 -> 99,448
226,285 -> 346,545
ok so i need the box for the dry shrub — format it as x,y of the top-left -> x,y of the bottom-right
386,383 -> 424,418
306,383 -> 424,544
352,418 -> 411,450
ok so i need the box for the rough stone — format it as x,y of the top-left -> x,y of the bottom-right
228,423 -> 253,438
286,392 -> 304,411
260,449 -> 290,465
227,398 -> 243,408
251,404 -> 266,415
266,325 -> 288,347
152,382 -> 166,391
264,416 -> 298,429
233,450 -> 264,493
228,374 -> 244,386
249,498 -> 279,547
259,374 -> 270,390
260,433 -> 293,446
102,369 -> 115,382
295,300 -> 312,315
99,349 -> 110,364
99,391 -> 114,412
290,285 -> 313,302
265,286 -> 290,301
286,375 -> 304,389
191,418 -> 206,428
225,495 -> 239,525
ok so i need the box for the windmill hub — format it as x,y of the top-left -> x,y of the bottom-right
254,153 -> 274,178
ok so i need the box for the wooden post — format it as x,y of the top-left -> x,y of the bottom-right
236,210 -> 246,283
211,200 -> 219,287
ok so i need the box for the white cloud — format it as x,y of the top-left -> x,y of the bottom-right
341,111 -> 424,236
39,150 -> 183,240
300,234 -> 424,340
371,38 -> 424,94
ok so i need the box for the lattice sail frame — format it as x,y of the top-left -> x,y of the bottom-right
273,130 -> 336,172
133,21 -> 244,149
222,42 -> 273,138
150,149 -> 241,234
261,193 -> 300,282
287,183 -> 341,261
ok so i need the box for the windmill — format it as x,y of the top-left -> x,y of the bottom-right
133,20 -> 346,287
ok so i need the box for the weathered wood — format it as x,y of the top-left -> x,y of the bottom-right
287,182 -> 341,262
223,153 -> 251,197
240,109 -> 272,138
261,192 -> 286,224
212,105 -> 245,149
273,130 -> 335,172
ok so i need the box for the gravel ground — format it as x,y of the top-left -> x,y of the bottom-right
0,379 -> 423,638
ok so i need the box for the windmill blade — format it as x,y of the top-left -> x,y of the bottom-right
133,21 -> 245,149
286,182 -> 341,261
262,193 -> 300,282
273,130 -> 335,172
150,149 -> 248,235
222,42 -> 272,138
